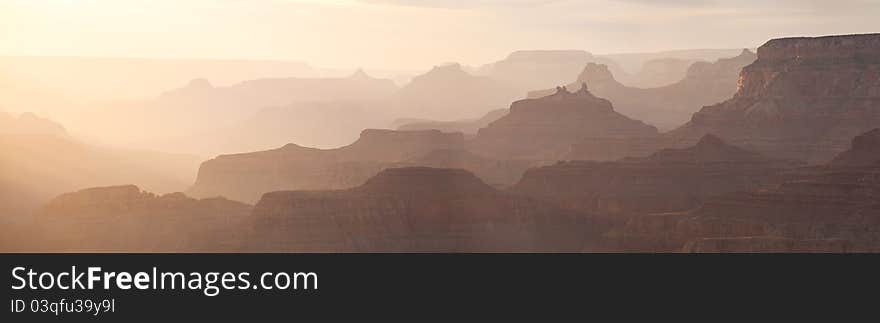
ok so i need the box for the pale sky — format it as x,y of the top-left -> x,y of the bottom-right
2,0 -> 878,69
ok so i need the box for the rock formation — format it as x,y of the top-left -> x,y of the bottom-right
622,128 -> 880,252
398,149 -> 540,188
392,63 -> 521,120
662,34 -> 880,164
531,49 -> 756,130
469,84 -> 658,160
511,135 -> 798,216
247,167 -> 602,252
188,129 -> 466,203
829,128 -> 880,167
17,185 -> 252,252
476,50 -> 627,92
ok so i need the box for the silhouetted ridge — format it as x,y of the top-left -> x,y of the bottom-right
530,49 -> 756,130
665,33 -> 880,163
356,167 -> 496,195
830,128 -> 880,167
470,84 -> 657,160
640,134 -> 767,163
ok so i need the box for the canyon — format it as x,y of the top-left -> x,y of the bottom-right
246,167 -> 603,252
530,49 -> 757,130
511,135 -> 799,216
622,128 -> 880,252
4,185 -> 252,252
470,84 -> 658,160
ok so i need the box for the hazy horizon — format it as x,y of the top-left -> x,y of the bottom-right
3,0 -> 878,70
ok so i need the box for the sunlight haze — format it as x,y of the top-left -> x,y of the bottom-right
3,0 -> 878,69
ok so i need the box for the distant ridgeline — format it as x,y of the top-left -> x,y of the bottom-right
7,34 -> 880,253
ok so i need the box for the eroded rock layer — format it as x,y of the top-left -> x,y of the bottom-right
622,128 -> 880,252
470,85 -> 658,160
511,135 -> 798,216
188,129 -> 465,203
530,49 -> 756,130
662,34 -> 880,164
21,185 -> 252,252
247,167 -> 604,252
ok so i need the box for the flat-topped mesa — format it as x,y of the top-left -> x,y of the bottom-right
469,84 -> 658,160
34,185 -> 252,252
248,167 -> 602,252
830,128 -> 880,167
665,33 -> 880,164
188,129 -> 467,203
511,135 -> 797,216
41,185 -> 152,209
756,34 -> 880,63
737,34 -> 880,99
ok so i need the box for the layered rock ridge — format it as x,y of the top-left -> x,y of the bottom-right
469,84 -> 658,161
511,135 -> 798,217
529,49 -> 756,130
663,34 -> 880,164
622,128 -> 880,252
188,129 -> 465,203
22,185 -> 252,252
247,167 -> 602,252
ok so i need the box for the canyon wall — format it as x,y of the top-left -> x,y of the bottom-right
247,167 -> 604,252
663,34 -> 880,164
530,49 -> 756,130
470,85 -> 658,161
12,185 -> 252,252
188,129 -> 465,203
622,128 -> 880,252
512,135 -> 798,217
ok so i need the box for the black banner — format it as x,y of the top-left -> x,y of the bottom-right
2,254 -> 877,321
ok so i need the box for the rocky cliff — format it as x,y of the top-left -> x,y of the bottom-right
470,85 -> 658,160
19,185 -> 252,252
188,129 -> 465,203
622,128 -> 880,252
530,49 -> 756,130
398,149 -> 541,188
511,135 -> 798,216
829,128 -> 880,167
247,167 -> 602,252
664,34 -> 880,164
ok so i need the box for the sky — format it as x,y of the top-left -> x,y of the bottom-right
1,0 -> 879,69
